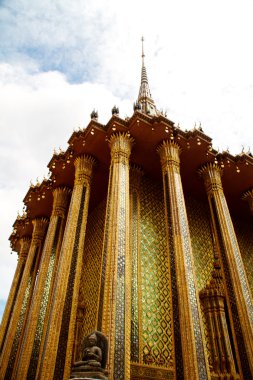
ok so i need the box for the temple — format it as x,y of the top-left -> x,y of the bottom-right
0,39 -> 253,380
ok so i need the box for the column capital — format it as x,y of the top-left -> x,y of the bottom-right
52,187 -> 71,217
109,133 -> 134,164
242,189 -> 253,215
199,163 -> 223,193
19,236 -> 31,261
157,140 -> 181,172
32,218 -> 49,246
74,155 -> 96,186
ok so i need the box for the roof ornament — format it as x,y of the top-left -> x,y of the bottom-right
111,106 -> 119,116
90,109 -> 98,121
136,37 -> 158,116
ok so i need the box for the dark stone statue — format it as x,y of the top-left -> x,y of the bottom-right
70,331 -> 108,379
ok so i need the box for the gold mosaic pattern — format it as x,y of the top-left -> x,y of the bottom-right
174,174 -> 208,379
185,196 -> 214,291
233,217 -> 253,298
130,190 -> 140,362
114,161 -> 128,380
221,196 -> 253,324
131,363 -> 174,379
27,217 -> 62,378
210,196 -> 252,379
0,261 -> 25,354
5,273 -> 33,378
54,186 -> 87,379
78,199 -> 106,351
185,196 -> 235,370
140,176 -> 173,367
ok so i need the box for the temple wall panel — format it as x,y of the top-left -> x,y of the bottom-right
138,175 -> 173,369
185,196 -> 214,291
233,217 -> 253,297
185,196 -> 215,369
77,199 -> 106,358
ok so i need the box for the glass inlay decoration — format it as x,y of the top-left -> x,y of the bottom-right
98,168 -> 113,330
113,161 -> 127,380
5,247 -> 38,379
27,217 -> 62,378
139,175 -> 173,368
221,196 -> 253,324
211,196 -> 251,379
185,196 -> 214,290
174,173 -> 208,380
78,199 -> 106,352
185,195 -> 215,366
130,190 -> 140,362
0,262 -> 25,355
164,172 -> 183,379
234,216 -> 253,297
53,187 -> 86,379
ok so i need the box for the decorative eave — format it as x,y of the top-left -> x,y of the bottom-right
155,113 -> 175,128
23,179 -> 53,220
48,148 -> 70,170
105,115 -> 128,134
129,110 -> 156,125
9,215 -> 32,253
47,147 -> 75,187
68,119 -> 105,146
188,127 -> 212,145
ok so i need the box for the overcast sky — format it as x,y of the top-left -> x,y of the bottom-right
1,0 -> 253,320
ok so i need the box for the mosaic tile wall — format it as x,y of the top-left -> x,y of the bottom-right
28,218 -> 62,378
139,175 -> 173,368
234,217 -> 253,298
211,197 -> 251,379
163,173 -> 183,379
5,247 -> 39,379
78,199 -> 106,348
185,196 -> 214,291
54,187 -> 87,378
185,195 -> 215,368
130,190 -> 140,363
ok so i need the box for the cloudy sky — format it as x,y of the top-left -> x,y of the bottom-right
1,0 -> 253,320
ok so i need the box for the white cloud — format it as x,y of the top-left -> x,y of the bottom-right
0,63 -> 131,306
1,0 -> 253,316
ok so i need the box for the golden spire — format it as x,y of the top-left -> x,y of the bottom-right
135,37 -> 158,116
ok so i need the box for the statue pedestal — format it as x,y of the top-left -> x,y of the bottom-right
70,366 -> 108,380
70,375 -> 107,380
70,378 -> 106,380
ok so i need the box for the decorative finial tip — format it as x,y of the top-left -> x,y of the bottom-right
141,36 -> 145,60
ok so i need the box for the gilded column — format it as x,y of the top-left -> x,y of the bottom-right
99,133 -> 134,380
14,187 -> 71,379
37,155 -> 95,380
157,141 -> 208,380
0,218 -> 48,379
0,237 -> 31,356
129,165 -> 143,363
200,163 -> 253,378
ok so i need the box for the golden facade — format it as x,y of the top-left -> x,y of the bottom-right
1,46 -> 253,380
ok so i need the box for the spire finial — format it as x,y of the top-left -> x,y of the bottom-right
141,36 -> 145,63
135,37 -> 158,116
